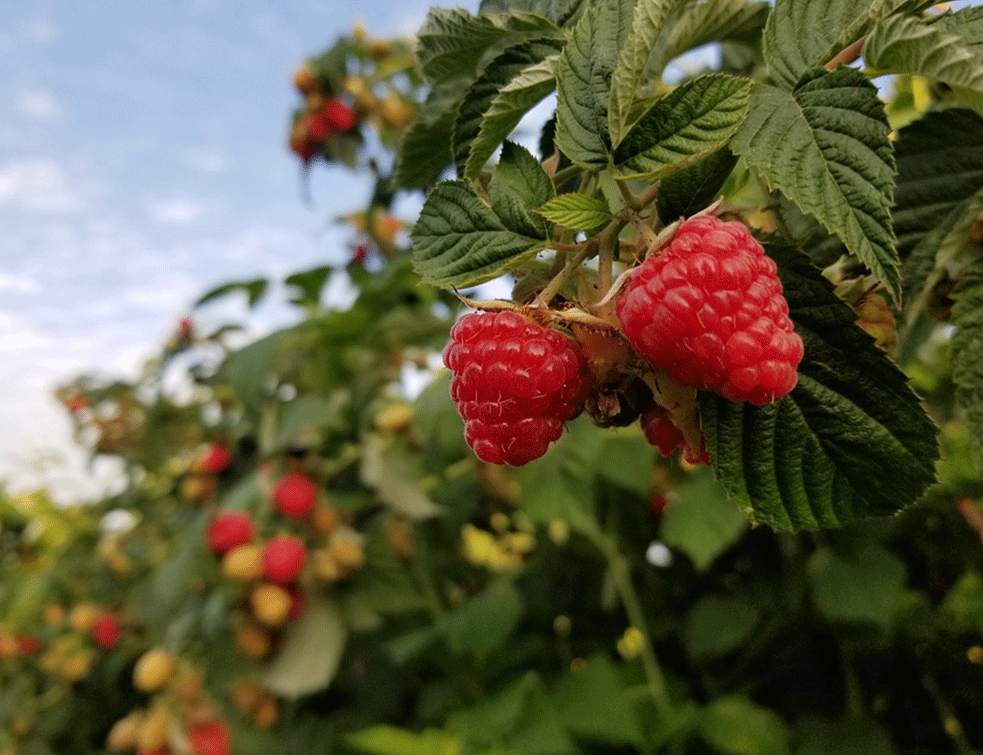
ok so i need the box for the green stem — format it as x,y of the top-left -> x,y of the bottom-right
537,239 -> 597,305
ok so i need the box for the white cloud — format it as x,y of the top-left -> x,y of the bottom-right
0,272 -> 39,294
0,159 -> 82,212
15,89 -> 62,121
179,149 -> 229,174
145,197 -> 206,225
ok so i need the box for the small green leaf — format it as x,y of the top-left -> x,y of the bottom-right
195,278 -> 268,309
656,147 -> 738,224
454,38 -> 563,179
556,0 -> 634,168
953,257 -> 983,465
685,593 -> 761,658
608,0 -> 692,145
807,546 -> 906,628
653,0 -> 768,71
699,696 -> 790,755
440,578 -> 524,662
614,74 -> 751,180
865,14 -> 983,116
661,470 -> 748,570
536,193 -> 612,231
941,571 -> 983,633
551,654 -> 645,746
411,180 -> 547,289
284,266 -> 331,308
490,141 -> 556,238
347,726 -> 459,755
702,244 -> 938,530
732,68 -> 900,303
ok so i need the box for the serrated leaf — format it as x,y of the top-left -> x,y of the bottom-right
608,0 -> 692,145
762,0 -> 912,91
864,14 -> 983,116
393,83 -> 459,190
699,697 -> 790,755
556,0 -> 634,168
490,141 -> 555,237
614,74 -> 750,179
455,38 -> 564,178
261,594 -> 347,698
661,470 -> 748,570
653,0 -> 768,71
411,180 -> 547,289
536,193 -> 612,231
953,257 -> 983,465
656,147 -> 738,223
480,0 -> 588,27
195,278 -> 268,309
701,244 -> 938,531
932,5 -> 983,53
466,55 -> 560,180
732,68 -> 900,303
807,546 -> 906,627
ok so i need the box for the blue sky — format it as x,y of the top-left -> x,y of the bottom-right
0,0 -> 457,498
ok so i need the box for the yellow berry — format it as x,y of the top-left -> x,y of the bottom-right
133,648 -> 176,693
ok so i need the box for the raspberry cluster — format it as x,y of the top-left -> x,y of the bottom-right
617,216 -> 803,405
443,311 -> 589,466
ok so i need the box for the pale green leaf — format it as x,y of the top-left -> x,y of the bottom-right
608,0 -> 692,145
864,14 -> 983,116
480,0 -> 588,27
661,470 -> 748,570
411,180 -> 547,289
702,244 -> 938,531
952,257 -> 983,465
535,192 -> 612,230
762,0 -> 913,90
454,38 -> 563,178
551,655 -> 645,746
360,436 -> 442,519
466,54 -> 560,180
699,697 -> 790,755
732,67 -> 900,302
807,546 -> 906,628
931,5 -> 983,55
490,141 -> 555,238
653,0 -> 769,71
347,726 -> 459,755
556,0 -> 634,168
614,74 -> 750,179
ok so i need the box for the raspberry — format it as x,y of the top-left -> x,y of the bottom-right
443,311 -> 589,466
272,471 -> 318,518
617,216 -> 803,405
188,721 -> 231,755
308,99 -> 357,140
206,511 -> 254,555
640,404 -> 709,464
90,613 -> 123,650
195,444 -> 232,475
262,535 -> 307,584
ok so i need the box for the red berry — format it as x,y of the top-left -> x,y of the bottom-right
18,635 -> 40,655
199,444 -> 232,475
649,494 -> 670,517
188,721 -> 231,755
272,472 -> 318,518
308,99 -> 357,140
640,404 -> 709,464
262,536 -> 307,584
443,311 -> 590,466
206,511 -> 254,555
90,613 -> 122,650
286,585 -> 306,620
617,216 -> 803,405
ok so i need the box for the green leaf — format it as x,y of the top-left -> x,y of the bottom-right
932,6 -> 983,54
195,278 -> 268,309
411,180 -> 547,289
361,436 -> 442,520
441,578 -> 524,662
556,0 -> 634,168
661,470 -> 748,570
467,57 -> 560,181
490,141 -> 556,238
480,0 -> 588,27
413,370 -> 470,463
608,0 -> 691,145
347,726 -> 459,755
535,193 -> 612,231
941,571 -> 983,633
454,38 -> 563,179
807,546 -> 906,628
762,0 -> 911,91
701,244 -> 938,531
596,429 -> 658,497
219,327 -> 294,409
732,68 -> 900,303
261,594 -> 348,697
614,74 -> 751,180
864,14 -> 983,116
953,257 -> 983,465
653,0 -> 769,71
551,654 -> 645,746
685,592 -> 761,658
284,266 -> 331,309
273,393 -> 348,448
393,83 -> 459,190
795,718 -> 896,755
699,696 -> 790,755
519,420 -> 605,538
656,147 -> 738,224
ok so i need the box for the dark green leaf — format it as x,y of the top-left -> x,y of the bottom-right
479,0 -> 588,27
796,717 -> 896,755
656,147 -> 738,224
685,592 -> 761,657
393,82 -> 459,190
284,266 -> 332,309
953,257 -> 983,465
441,578 -> 524,662
807,546 -> 906,628
702,243 -> 939,530
614,74 -> 750,179
490,141 -> 556,237
195,278 -> 268,309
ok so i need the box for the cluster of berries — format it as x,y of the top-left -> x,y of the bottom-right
443,216 -> 804,466
289,63 -> 359,165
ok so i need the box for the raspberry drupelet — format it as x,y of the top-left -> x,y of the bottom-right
617,216 -> 803,405
443,311 -> 590,466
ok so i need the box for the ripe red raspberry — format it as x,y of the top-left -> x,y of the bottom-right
197,444 -> 232,475
617,216 -> 803,405
262,536 -> 307,584
640,404 -> 709,464
90,613 -> 122,650
206,511 -> 254,555
272,471 -> 318,518
188,721 -> 231,755
443,311 -> 589,466
308,99 -> 357,140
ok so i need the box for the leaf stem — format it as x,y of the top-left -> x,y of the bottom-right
826,36 -> 867,71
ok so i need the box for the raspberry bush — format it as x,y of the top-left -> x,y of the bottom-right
4,3 -> 983,755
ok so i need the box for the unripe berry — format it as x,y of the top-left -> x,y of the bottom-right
106,711 -> 144,752
262,535 -> 307,584
251,583 -> 293,627
133,648 -> 177,693
69,602 -> 100,633
206,511 -> 254,555
272,472 -> 318,518
221,544 -> 264,583
136,706 -> 170,753
233,623 -> 271,660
